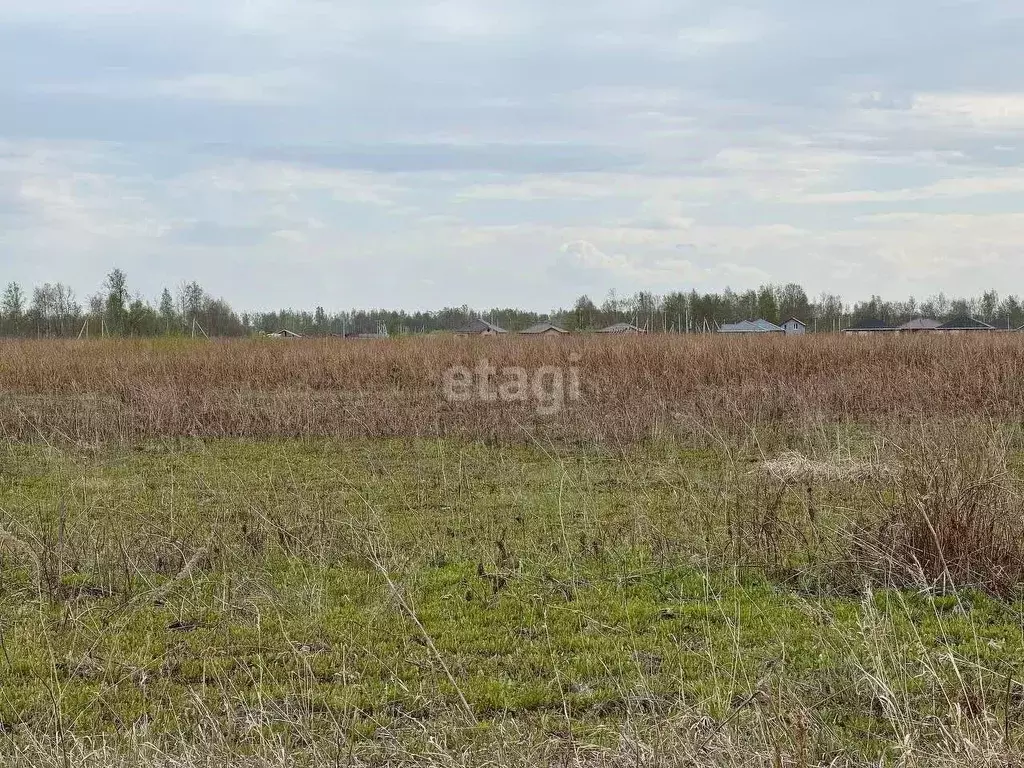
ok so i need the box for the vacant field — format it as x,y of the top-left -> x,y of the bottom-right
2,336 -> 1024,766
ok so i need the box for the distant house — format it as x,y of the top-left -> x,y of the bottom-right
719,319 -> 784,334
937,317 -> 997,333
520,322 -> 569,337
267,329 -> 302,339
897,318 -> 942,333
597,322 -> 646,335
843,319 -> 895,335
781,318 -> 807,336
454,319 -> 508,336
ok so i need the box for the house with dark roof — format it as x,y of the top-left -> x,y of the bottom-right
843,319 -> 895,334
267,329 -> 303,339
454,319 -> 508,336
520,322 -> 569,337
937,317 -> 997,333
897,318 -> 942,332
597,322 -> 646,334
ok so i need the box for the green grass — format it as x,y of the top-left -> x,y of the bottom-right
1,439 -> 1024,764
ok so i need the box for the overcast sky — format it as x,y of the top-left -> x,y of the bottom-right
3,0 -> 1024,311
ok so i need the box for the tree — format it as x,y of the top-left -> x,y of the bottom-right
813,293 -> 845,332
949,298 -> 970,319
756,285 -> 779,324
1000,295 -> 1024,330
980,290 -> 1000,324
631,291 -> 658,330
200,297 -> 244,336
851,295 -> 886,325
778,283 -> 811,323
738,289 -> 758,320
894,296 -> 918,323
105,268 -> 129,335
600,289 -> 623,327
179,281 -> 206,329
53,283 -> 80,336
158,288 -> 177,333
30,283 -> 56,337
571,294 -> 597,330
2,282 -> 25,334
662,291 -> 689,332
127,297 -> 159,336
921,292 -> 951,319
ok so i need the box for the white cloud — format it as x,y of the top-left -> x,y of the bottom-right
559,240 -> 707,286
457,176 -> 625,201
155,73 -> 307,105
18,173 -> 166,241
31,71 -> 315,105
912,93 -> 1024,129
193,161 -> 404,207
676,9 -> 770,53
805,173 -> 1024,203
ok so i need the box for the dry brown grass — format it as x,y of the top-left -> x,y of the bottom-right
1,333 -> 1023,444
6,716 -> 1024,768
858,423 -> 1024,596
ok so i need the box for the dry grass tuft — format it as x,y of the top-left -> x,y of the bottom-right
754,451 -> 884,484
858,424 -> 1024,596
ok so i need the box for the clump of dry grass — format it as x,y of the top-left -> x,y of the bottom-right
858,423 -> 1024,596
754,451 -> 886,484
741,421 -> 1024,597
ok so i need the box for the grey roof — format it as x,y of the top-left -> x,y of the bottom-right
719,319 -> 784,333
719,321 -> 754,333
454,318 -> 508,334
597,322 -> 645,334
897,318 -> 943,331
268,329 -> 302,338
937,316 -> 996,330
844,318 -> 894,332
783,317 -> 806,327
520,322 -> 568,335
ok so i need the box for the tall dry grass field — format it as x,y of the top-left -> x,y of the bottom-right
0,333 -> 1022,444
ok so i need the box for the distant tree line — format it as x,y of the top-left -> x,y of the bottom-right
1,270 -> 1022,338
0,270 -> 246,339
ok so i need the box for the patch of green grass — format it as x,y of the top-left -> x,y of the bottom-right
1,439 -> 1023,763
